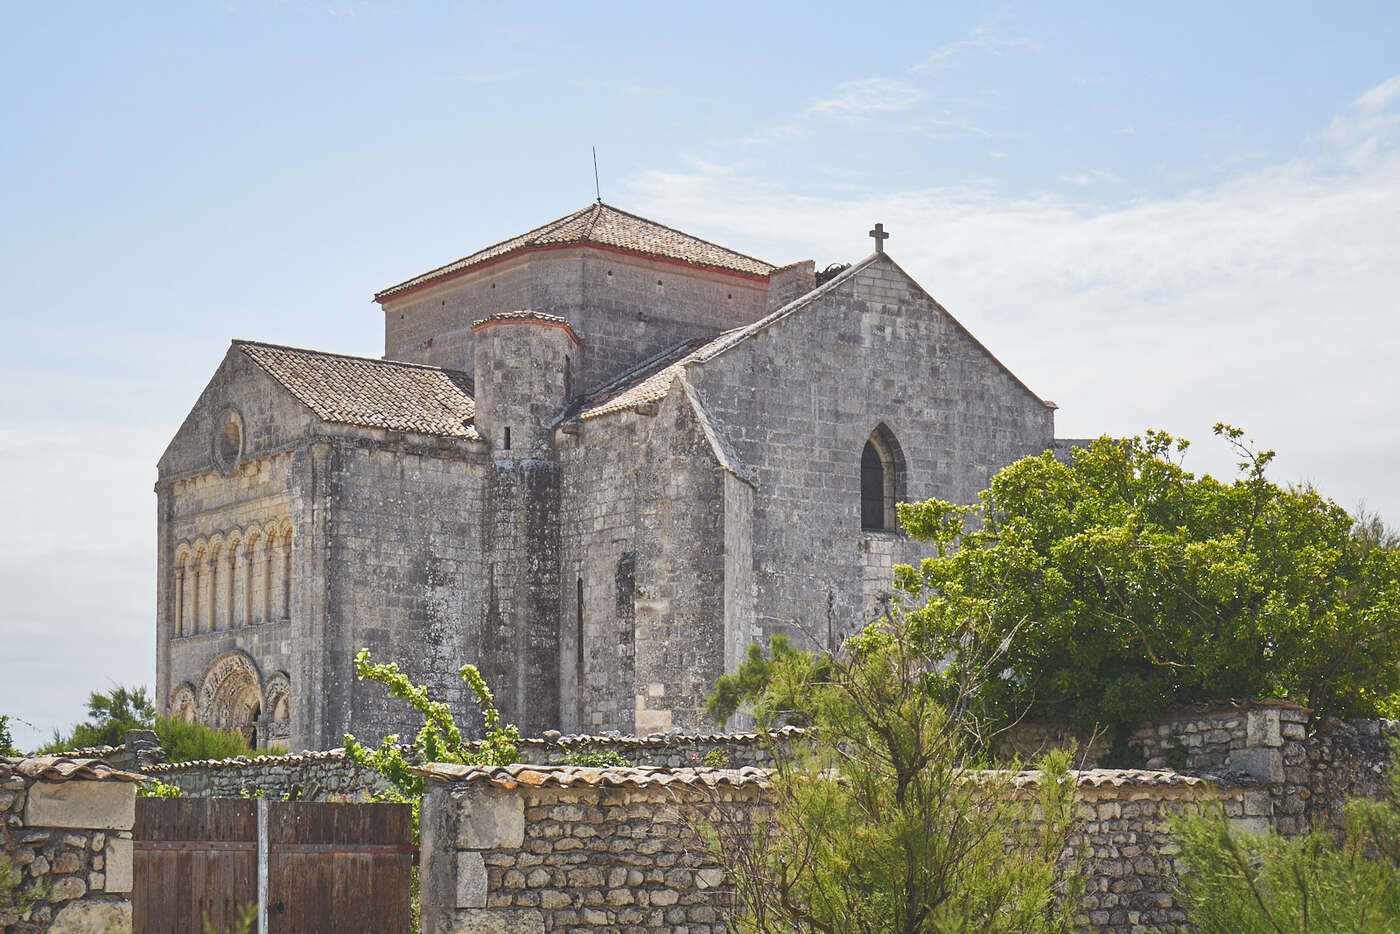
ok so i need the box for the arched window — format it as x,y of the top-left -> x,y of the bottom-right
861,425 -> 904,532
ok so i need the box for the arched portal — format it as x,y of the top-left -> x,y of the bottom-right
198,651 -> 264,747
860,424 -> 905,532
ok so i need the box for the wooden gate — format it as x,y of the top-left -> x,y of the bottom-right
133,798 -> 414,933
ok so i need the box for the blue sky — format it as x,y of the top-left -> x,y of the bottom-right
2,2 -> 1398,747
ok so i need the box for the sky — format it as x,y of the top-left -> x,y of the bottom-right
1,2 -> 1398,749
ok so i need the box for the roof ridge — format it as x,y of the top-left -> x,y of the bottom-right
233,339 -> 469,376
373,205 -> 597,300
583,201 -> 604,238
595,202 -> 776,269
689,253 -> 883,364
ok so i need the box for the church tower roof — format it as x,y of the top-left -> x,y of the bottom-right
374,202 -> 778,302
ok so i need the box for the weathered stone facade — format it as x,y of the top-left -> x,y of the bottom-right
157,202 -> 1061,749
0,757 -> 141,933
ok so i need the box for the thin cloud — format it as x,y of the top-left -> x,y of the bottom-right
809,78 -> 924,117
628,77 -> 1400,523
909,24 -> 1033,74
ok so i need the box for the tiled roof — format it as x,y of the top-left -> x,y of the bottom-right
2,756 -> 146,783
414,762 -> 1222,792
375,203 -> 777,301
1006,769 -> 1214,790
237,341 -> 479,440
471,310 -> 573,329
413,763 -> 770,790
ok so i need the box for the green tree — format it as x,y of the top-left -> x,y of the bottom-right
705,634 -> 834,726
1172,741 -> 1400,931
715,610 -> 1081,934
39,685 -> 157,752
0,715 -> 21,757
894,426 -> 1400,751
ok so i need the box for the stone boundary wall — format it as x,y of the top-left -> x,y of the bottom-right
999,700 -> 1314,774
144,748 -> 395,801
144,729 -> 793,800
1,757 -> 141,933
92,707 -> 1400,841
413,763 -> 1267,934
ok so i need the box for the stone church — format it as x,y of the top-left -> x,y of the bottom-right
155,202 -> 1063,750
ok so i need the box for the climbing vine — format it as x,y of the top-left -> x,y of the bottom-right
343,649 -> 520,802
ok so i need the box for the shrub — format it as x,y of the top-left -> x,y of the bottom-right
154,717 -> 252,763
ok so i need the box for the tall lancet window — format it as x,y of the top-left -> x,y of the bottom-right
861,424 -> 904,532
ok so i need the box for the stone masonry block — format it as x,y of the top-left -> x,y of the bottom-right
456,851 -> 487,908
444,908 -> 545,934
1246,708 -> 1283,748
104,837 -> 133,893
1229,816 -> 1272,836
456,790 -> 525,849
1229,747 -> 1284,784
48,899 -> 133,934
24,781 -> 134,831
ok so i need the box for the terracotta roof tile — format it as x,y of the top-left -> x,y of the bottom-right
2,756 -> 146,783
413,763 -> 770,790
413,762 -> 1218,792
237,341 -> 479,440
375,203 -> 776,301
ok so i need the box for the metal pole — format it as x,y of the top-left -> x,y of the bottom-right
257,797 -> 269,934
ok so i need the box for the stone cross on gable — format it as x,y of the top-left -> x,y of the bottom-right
869,222 -> 889,253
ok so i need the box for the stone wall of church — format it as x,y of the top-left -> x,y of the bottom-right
557,387 -> 744,736
158,350 -> 322,748
687,256 -> 1056,653
316,434 -> 488,750
631,390 -> 731,734
557,413 -> 645,734
381,247 -> 770,393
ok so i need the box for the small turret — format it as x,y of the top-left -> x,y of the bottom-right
471,311 -> 581,458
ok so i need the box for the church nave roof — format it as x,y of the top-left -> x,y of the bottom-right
236,340 -> 479,439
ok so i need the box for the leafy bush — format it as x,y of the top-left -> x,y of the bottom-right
560,744 -> 628,768
1173,741 -> 1400,931
154,716 -> 253,763
138,779 -> 185,798
894,426 -> 1400,748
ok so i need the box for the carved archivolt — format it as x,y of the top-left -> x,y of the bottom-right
262,671 -> 292,745
169,682 -> 197,722
198,650 -> 263,731
263,671 -> 291,723
173,519 -> 293,638
183,652 -> 291,748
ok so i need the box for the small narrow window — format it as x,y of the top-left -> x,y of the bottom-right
576,578 -> 585,670
576,577 -> 585,723
861,425 -> 905,531
503,427 -> 511,450
564,356 -> 573,401
861,442 -> 885,530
